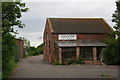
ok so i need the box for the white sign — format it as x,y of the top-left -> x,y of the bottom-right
58,34 -> 77,40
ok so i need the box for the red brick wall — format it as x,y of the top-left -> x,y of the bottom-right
16,39 -> 24,59
84,60 -> 101,64
44,33 -> 106,63
53,34 -> 106,41
77,34 -> 106,41
43,21 -> 56,63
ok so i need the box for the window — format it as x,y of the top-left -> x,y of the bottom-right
62,47 -> 76,62
80,47 -> 93,60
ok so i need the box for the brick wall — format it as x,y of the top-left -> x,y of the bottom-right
16,39 -> 24,59
44,21 -> 56,63
53,34 -> 106,41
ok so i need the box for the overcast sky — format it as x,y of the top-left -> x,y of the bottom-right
16,0 -> 116,47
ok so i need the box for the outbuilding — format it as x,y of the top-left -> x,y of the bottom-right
16,39 -> 24,60
43,18 -> 113,64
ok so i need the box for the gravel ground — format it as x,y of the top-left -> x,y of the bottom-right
10,55 -> 119,78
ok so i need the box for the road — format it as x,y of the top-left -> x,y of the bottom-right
10,55 -> 119,78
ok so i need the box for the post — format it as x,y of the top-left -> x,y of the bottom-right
59,48 -> 62,63
93,47 -> 97,64
76,47 -> 80,60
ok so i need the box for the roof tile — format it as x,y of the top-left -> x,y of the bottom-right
48,18 -> 113,34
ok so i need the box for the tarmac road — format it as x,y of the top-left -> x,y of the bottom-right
10,55 -> 119,78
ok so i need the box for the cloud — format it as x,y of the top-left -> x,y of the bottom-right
16,31 -> 43,47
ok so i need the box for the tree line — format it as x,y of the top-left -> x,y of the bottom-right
28,43 -> 44,56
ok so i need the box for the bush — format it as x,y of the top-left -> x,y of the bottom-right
53,60 -> 67,65
53,55 -> 85,65
28,43 -> 44,56
2,33 -> 17,78
61,62 -> 66,65
75,55 -> 85,64
66,59 -> 74,65
104,38 -> 120,65
53,60 -> 61,65
2,58 -> 16,78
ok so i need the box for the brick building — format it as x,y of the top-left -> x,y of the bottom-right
43,18 -> 113,64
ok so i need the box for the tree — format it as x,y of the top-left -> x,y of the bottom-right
28,46 -> 36,56
112,0 -> 120,32
36,43 -> 44,55
2,1 -> 29,78
28,43 -> 44,56
104,0 -> 120,65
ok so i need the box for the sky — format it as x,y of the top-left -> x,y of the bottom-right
15,0 -> 116,47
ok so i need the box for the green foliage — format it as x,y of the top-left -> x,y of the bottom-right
53,61 -> 66,65
13,45 -> 19,62
66,59 -> 74,65
2,58 -> 17,78
104,34 -> 120,65
2,1 -> 28,78
28,46 -> 36,56
53,55 -> 85,65
103,29 -> 120,65
2,2 -> 29,35
2,34 -> 17,78
103,0 -> 120,65
28,43 -> 44,56
2,57 -> 17,78
61,62 -> 66,65
53,60 -> 61,65
35,43 -> 44,55
75,55 -> 85,64
112,0 -> 120,31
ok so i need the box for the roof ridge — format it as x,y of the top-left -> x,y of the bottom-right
48,17 -> 103,20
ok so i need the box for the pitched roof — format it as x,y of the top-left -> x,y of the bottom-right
47,18 -> 113,34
